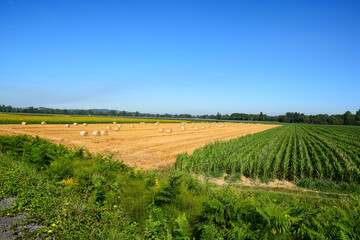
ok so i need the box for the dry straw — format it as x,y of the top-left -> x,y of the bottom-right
92,131 -> 100,136
80,131 -> 88,136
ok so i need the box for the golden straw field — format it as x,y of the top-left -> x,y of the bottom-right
0,120 -> 279,169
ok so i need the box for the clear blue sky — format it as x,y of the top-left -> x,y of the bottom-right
0,0 -> 359,115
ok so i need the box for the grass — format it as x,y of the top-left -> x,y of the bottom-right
1,134 -> 360,239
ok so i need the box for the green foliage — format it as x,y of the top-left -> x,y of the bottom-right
154,174 -> 182,206
174,213 -> 191,239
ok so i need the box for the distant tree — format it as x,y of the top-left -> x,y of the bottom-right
343,111 -> 356,125
222,114 -> 229,120
278,115 -> 288,122
259,112 -> 265,121
216,112 -> 221,120
109,110 -> 117,116
328,115 -> 343,125
285,112 -> 293,123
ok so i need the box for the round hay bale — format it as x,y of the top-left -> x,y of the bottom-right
181,127 -> 186,131
129,124 -> 134,128
106,126 -> 111,130
100,130 -> 108,136
65,124 -> 70,128
118,124 -> 122,127
158,128 -> 164,133
113,122 -> 117,124
73,123 -> 78,126
92,131 -> 100,136
155,122 -> 159,126
166,129 -> 172,134
21,122 -> 27,125
80,131 -> 88,137
41,121 -> 46,125
194,127 -> 199,131
201,126 -> 205,130
83,123 -> 87,126
114,127 -> 121,131
190,125 -> 194,128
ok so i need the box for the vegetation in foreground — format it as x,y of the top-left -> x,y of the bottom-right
0,113 -> 189,124
1,135 -> 360,239
175,124 -> 360,193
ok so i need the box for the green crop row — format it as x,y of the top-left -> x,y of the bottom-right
175,124 -> 360,185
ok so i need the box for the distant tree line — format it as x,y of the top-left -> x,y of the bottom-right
0,105 -> 216,120
218,111 -> 360,126
0,105 -> 359,126
277,111 -> 360,125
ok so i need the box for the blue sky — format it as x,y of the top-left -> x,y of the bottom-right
0,0 -> 359,115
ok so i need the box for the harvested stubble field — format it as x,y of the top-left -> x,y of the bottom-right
0,122 -> 279,168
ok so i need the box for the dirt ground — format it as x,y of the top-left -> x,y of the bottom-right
0,122 -> 279,169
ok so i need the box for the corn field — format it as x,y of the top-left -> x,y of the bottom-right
175,124 -> 360,183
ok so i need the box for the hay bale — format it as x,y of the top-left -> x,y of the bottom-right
80,131 -> 88,136
155,122 -> 159,126
166,129 -> 172,134
181,127 -> 186,131
21,122 -> 27,125
83,123 -> 87,126
100,130 -> 108,136
41,121 -> 46,125
113,122 -> 117,124
158,128 -> 164,133
190,125 -> 194,128
92,131 -> 100,136
65,124 -> 70,128
114,127 -> 120,131
106,126 -> 111,130
73,123 -> 78,126
118,124 -> 122,127
194,127 -> 199,131
201,126 -> 205,130
130,124 -> 134,128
